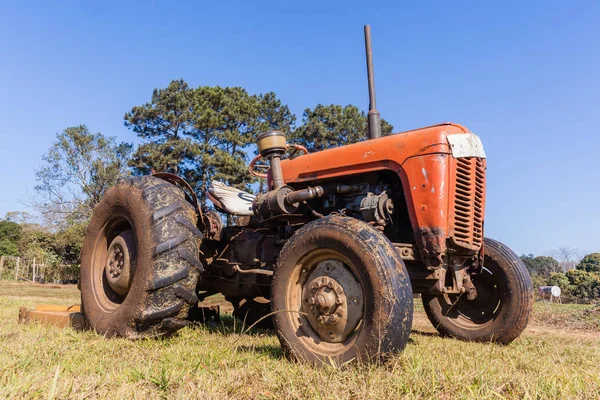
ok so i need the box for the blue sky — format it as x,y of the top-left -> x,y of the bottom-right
0,1 -> 598,256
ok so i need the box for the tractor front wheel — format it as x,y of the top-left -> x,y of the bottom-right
271,216 -> 413,365
422,237 -> 533,344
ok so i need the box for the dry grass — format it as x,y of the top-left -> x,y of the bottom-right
1,282 -> 599,399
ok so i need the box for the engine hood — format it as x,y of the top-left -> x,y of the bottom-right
280,122 -> 476,184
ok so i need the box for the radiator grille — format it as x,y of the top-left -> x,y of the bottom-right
451,157 -> 485,250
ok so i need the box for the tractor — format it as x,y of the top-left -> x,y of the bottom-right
79,26 -> 533,364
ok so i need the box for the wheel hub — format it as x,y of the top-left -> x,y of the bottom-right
302,260 -> 363,343
104,230 -> 135,297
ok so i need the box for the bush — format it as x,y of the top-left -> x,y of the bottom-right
535,270 -> 600,304
566,269 -> 600,302
547,272 -> 570,289
577,253 -> 600,273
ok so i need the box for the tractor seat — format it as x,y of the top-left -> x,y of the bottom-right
207,181 -> 255,216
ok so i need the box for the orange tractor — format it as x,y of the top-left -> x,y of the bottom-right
79,26 -> 533,364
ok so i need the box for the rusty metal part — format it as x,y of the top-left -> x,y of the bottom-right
152,172 -> 202,219
254,186 -> 298,217
104,229 -> 135,296
301,259 -> 363,343
232,265 -> 274,276
359,191 -> 391,224
414,227 -> 445,267
270,156 -> 285,189
203,211 -> 223,241
448,157 -> 486,251
255,183 -> 361,221
249,144 -> 309,180
285,186 -> 325,204
464,274 -> 478,300
364,25 -> 381,140
255,131 -> 289,190
393,243 -> 417,261
18,305 -> 84,330
197,228 -> 280,299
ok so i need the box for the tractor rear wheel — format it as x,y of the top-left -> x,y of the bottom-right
80,176 -> 203,338
271,216 -> 413,365
422,237 -> 533,344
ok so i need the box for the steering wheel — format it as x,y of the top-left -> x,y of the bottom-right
249,144 -> 309,179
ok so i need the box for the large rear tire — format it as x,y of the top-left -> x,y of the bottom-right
422,237 -> 533,344
80,176 -> 204,338
271,216 -> 413,365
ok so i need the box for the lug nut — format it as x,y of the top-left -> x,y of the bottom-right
335,298 -> 343,305
329,314 -> 338,323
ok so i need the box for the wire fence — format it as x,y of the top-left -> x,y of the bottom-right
0,256 -> 79,284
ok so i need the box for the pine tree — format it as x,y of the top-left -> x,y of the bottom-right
290,104 -> 393,152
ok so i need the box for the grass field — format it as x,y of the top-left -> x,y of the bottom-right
1,282 -> 599,399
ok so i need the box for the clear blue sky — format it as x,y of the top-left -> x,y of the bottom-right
0,1 -> 598,256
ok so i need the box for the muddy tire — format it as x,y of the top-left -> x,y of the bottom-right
229,297 -> 274,330
80,176 -> 204,338
271,216 -> 413,365
422,237 -> 533,344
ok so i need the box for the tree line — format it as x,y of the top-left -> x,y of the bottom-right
521,252 -> 600,303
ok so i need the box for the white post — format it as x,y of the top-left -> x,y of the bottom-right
32,258 -> 36,283
15,257 -> 20,282
0,256 -> 4,281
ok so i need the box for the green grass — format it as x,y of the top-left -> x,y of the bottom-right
1,282 -> 599,399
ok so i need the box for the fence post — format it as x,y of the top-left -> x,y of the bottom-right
32,258 -> 36,283
15,257 -> 20,282
0,256 -> 4,282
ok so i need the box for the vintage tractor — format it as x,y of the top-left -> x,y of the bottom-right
79,26 -> 533,364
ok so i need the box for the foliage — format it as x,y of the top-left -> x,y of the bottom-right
576,252 -> 600,273
526,251 -> 600,303
125,79 -> 199,177
289,104 -> 393,152
125,80 -> 294,205
34,125 -> 132,226
539,270 -> 600,303
565,269 -> 600,301
546,272 -> 570,289
0,240 -> 19,257
520,254 -> 562,276
52,222 -> 87,266
0,219 -> 22,257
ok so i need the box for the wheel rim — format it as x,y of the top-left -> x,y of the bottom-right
90,213 -> 137,312
442,260 -> 506,330
284,248 -> 365,355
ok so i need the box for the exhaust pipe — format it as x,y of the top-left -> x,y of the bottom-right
364,24 -> 381,140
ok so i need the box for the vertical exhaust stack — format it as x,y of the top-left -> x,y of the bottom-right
364,24 -> 381,140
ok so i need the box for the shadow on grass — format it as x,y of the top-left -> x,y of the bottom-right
410,329 -> 441,338
188,314 -> 277,337
235,343 -> 285,359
